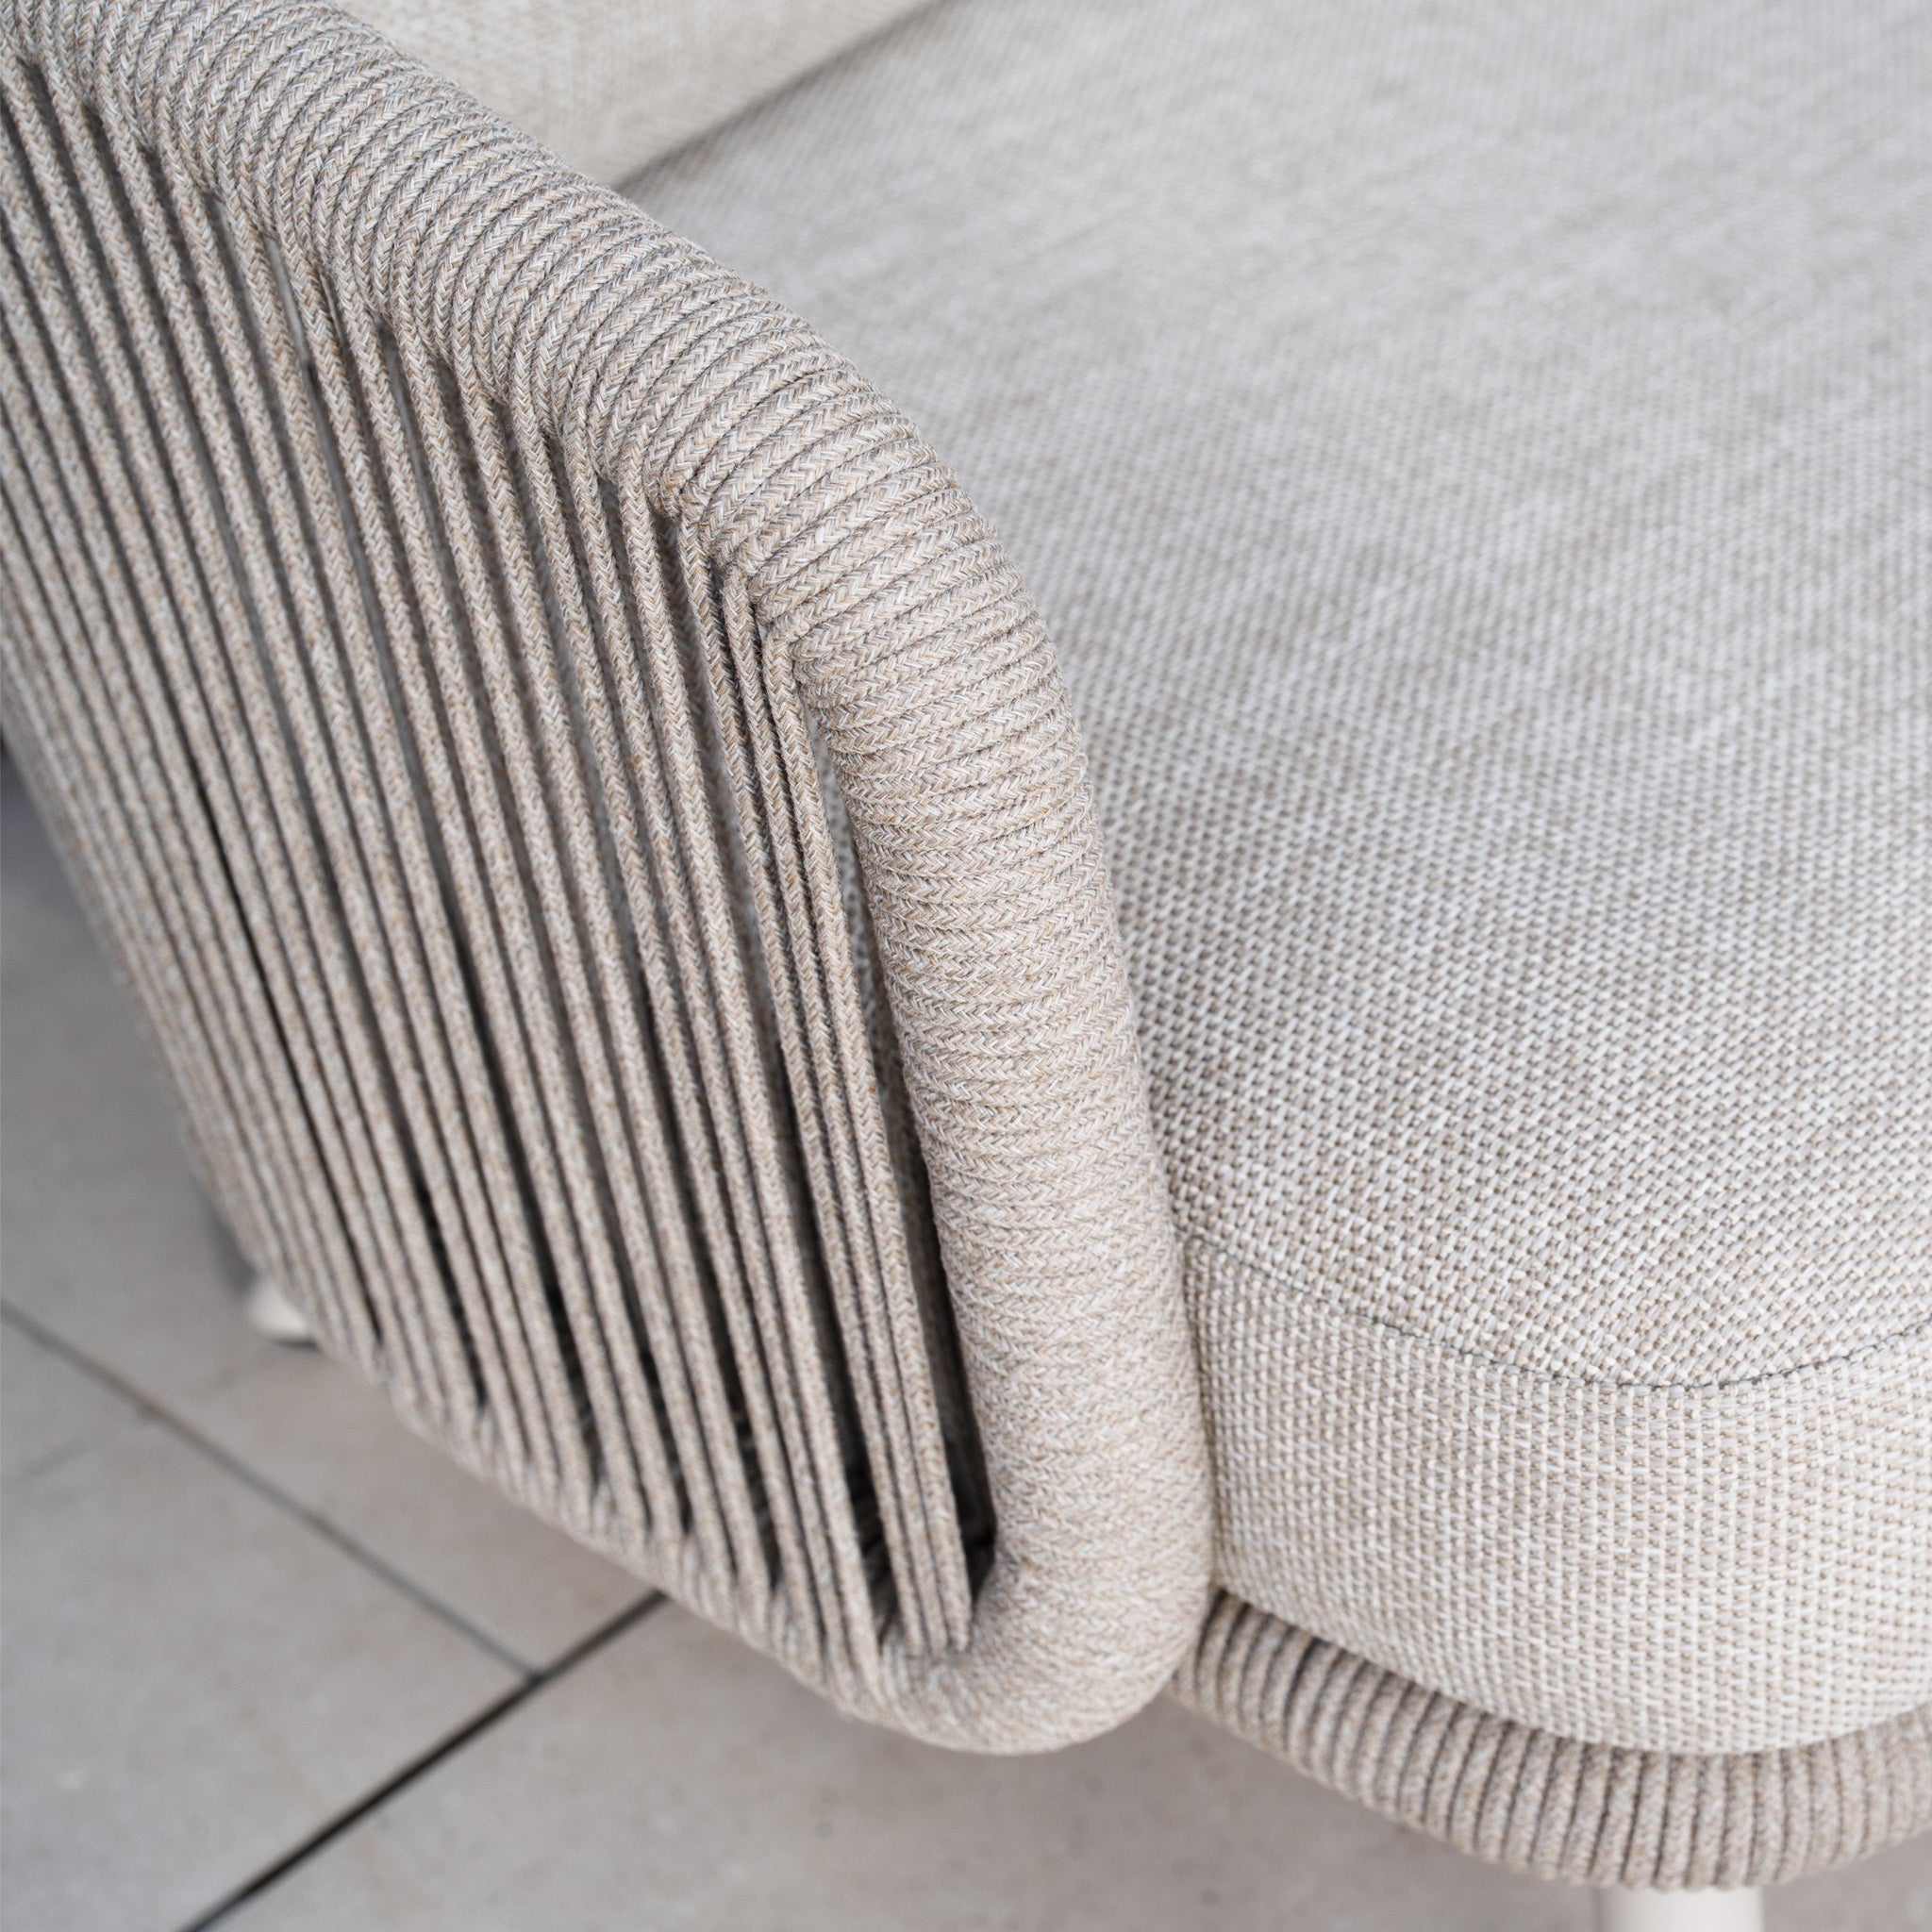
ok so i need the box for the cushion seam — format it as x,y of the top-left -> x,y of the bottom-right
1181,1231 -> 1932,1394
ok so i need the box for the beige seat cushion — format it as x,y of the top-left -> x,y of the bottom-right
622,0 -> 1932,1758
341,0 -> 929,183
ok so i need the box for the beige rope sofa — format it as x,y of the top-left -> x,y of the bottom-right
2,0 -> 1926,1914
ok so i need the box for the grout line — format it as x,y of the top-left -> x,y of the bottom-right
3,1298 -> 540,1677
177,1591 -> 666,1932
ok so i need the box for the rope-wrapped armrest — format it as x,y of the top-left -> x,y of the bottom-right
0,0 -> 1211,1749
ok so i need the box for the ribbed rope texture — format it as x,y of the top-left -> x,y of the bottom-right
1174,1593 -> 1932,1887
0,35 -> 979,1674
0,0 -> 1213,1751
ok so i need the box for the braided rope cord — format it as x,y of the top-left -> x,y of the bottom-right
1179,1594 -> 1932,1888
0,0 -> 1212,1750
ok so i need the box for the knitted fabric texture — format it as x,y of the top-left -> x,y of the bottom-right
629,0 -> 1932,1765
0,0 -> 1211,1753
5,0 -> 1929,1891
340,0 -> 931,186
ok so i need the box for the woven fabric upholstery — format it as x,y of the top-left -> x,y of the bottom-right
0,0 -> 1211,1752
6,0 -> 1930,1893
340,0 -> 929,186
625,0 -> 1932,1777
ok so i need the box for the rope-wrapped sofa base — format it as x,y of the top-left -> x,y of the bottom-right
1174,1592 -> 1932,1889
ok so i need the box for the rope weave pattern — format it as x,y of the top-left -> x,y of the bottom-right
0,0 -> 1213,1752
0,37 -> 973,1681
2,0 -> 1925,1877
1176,1593 -> 1932,1887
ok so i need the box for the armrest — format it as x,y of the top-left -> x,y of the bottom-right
0,0 -> 1211,1750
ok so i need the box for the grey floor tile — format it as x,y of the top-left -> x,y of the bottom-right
218,1607 -> 1932,1932
0,1332 -> 520,1932
186,1349 -> 650,1669
1,1315 -> 138,1484
1782,1844 -> 1932,1930
225,1606 -> 1586,1932
0,762 -> 649,1666
1,770 -> 268,1407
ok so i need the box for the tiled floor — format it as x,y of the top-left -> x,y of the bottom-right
4,758 -> 1928,1932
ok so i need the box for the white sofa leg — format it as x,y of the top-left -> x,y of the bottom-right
242,1271 -> 316,1346
1595,1888 -> 1763,1931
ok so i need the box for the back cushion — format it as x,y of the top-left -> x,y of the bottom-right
342,0 -> 931,184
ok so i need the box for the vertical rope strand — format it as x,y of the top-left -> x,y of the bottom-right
0,87 -> 384,1371
280,246 -> 569,1500
0,453 -> 295,1292
457,378 -> 739,1591
3,61 -> 440,1396
754,601 -> 972,1649
706,558 -> 962,1654
3,32 -> 1001,1708
324,287 -> 604,1520
506,406 -> 774,1610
